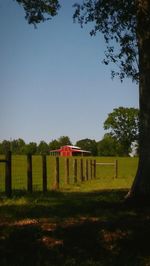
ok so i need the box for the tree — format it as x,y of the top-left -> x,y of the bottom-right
49,139 -> 60,150
15,0 -> 60,26
15,1 -> 150,200
11,138 -> 26,154
58,136 -> 72,147
0,140 -> 11,153
104,107 -> 139,156
73,1 -> 150,201
76,138 -> 97,156
73,1 -> 139,82
25,142 -> 37,154
37,141 -> 49,154
97,133 -> 123,156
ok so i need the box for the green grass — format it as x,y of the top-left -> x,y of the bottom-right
1,189 -> 150,266
0,154 -> 149,266
1,156 -> 144,265
0,155 -> 138,192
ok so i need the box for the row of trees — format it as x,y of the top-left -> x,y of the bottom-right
0,136 -> 136,157
0,107 -> 139,156
0,136 -> 71,156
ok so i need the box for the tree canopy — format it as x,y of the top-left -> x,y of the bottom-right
57,136 -> 72,147
73,0 -> 139,82
75,138 -> 97,156
104,107 -> 139,155
97,133 -> 123,156
16,0 -> 140,82
15,0 -> 60,26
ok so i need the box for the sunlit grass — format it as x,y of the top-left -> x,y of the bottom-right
0,155 -> 138,192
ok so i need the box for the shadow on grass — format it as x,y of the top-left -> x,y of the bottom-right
1,190 -> 150,266
0,190 -> 127,221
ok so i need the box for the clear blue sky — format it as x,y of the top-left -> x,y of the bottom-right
0,0 -> 139,144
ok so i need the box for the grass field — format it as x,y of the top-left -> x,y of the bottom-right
1,156 -> 150,266
1,188 -> 150,266
0,155 -> 138,193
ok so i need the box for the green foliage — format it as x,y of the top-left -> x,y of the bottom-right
97,134 -> 122,156
0,140 -> 11,153
49,139 -> 60,150
75,138 -> 97,156
16,0 -> 140,81
0,136 -> 72,155
11,139 -> 26,154
104,107 -> 139,156
15,0 -> 60,26
25,142 -> 37,154
37,141 -> 49,154
73,0 -> 139,82
58,136 -> 72,147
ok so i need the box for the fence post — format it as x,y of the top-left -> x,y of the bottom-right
65,158 -> 70,184
80,158 -> 84,181
86,159 -> 89,181
5,151 -> 12,197
42,155 -> 47,192
73,159 -> 77,183
115,160 -> 118,178
93,159 -> 96,179
54,157 -> 60,190
27,154 -> 32,193
90,160 -> 93,179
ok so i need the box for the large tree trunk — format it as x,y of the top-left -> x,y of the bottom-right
126,0 -> 150,201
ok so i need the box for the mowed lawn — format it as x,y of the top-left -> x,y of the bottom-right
1,156 -> 150,266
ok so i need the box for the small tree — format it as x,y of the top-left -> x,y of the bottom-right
0,140 -> 11,154
37,141 -> 49,154
25,142 -> 37,155
11,138 -> 26,154
97,134 -> 123,156
58,136 -> 72,147
76,138 -> 97,156
104,107 -> 139,156
49,139 -> 60,150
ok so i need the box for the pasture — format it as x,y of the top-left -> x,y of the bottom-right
1,188 -> 150,265
1,156 -> 150,266
0,155 -> 138,193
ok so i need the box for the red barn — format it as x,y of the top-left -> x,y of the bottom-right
49,145 -> 91,156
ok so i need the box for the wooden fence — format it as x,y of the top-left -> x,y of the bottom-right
0,152 -> 97,197
0,151 -> 12,197
96,160 -> 118,179
0,152 -> 119,196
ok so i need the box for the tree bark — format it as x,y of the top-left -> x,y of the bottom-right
126,0 -> 150,201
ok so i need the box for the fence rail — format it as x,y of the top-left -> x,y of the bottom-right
0,152 -> 99,196
96,160 -> 118,179
0,152 -> 119,196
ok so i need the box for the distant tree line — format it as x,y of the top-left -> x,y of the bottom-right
0,136 -> 71,155
0,107 -> 139,156
0,135 -> 138,157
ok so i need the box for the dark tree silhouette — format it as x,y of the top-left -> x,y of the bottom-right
74,0 -> 150,202
15,0 -> 60,26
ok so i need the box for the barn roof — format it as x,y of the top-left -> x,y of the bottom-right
49,145 -> 91,154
